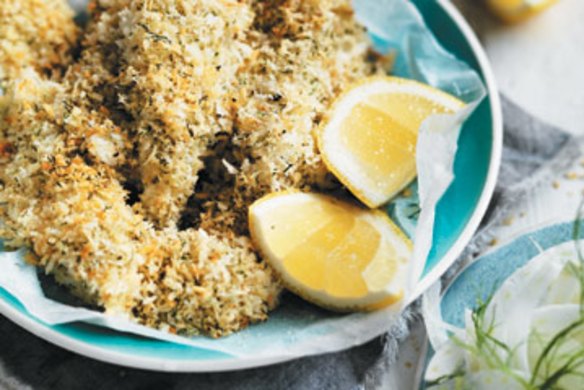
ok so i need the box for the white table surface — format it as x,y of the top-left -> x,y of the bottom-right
389,1 -> 584,388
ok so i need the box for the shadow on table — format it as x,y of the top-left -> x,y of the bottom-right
0,313 -> 385,390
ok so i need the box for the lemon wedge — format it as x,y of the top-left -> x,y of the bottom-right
317,76 -> 464,208
487,0 -> 558,23
249,191 -> 412,311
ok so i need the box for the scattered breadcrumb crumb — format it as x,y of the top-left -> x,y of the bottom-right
564,172 -> 579,180
401,188 -> 413,198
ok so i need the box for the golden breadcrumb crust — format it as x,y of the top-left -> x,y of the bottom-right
0,0 -> 383,337
0,0 -> 79,86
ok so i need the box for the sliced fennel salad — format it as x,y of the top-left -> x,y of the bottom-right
425,237 -> 584,389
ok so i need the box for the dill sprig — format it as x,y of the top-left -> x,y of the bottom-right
529,319 -> 584,388
449,294 -> 531,388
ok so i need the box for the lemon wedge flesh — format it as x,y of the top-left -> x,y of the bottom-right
317,76 -> 464,208
249,191 -> 412,311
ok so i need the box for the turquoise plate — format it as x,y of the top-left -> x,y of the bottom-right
419,222 -> 582,388
0,0 -> 502,372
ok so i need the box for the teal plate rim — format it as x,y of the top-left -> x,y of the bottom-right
0,0 -> 503,372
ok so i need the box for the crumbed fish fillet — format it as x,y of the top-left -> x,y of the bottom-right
0,0 -> 384,337
65,0 -> 257,228
0,73 -> 279,337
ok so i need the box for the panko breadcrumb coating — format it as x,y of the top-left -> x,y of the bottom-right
0,0 -> 384,337
0,0 -> 79,87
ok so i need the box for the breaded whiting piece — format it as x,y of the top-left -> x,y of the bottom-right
0,0 -> 385,337
0,73 -> 279,337
0,0 -> 79,86
195,0 -> 384,236
68,0 -> 258,228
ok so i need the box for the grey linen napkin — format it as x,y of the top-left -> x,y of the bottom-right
0,96 -> 580,390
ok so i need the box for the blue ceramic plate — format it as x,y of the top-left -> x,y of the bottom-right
0,0 -> 502,371
419,221 -> 582,388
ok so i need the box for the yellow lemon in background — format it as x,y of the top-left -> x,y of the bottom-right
488,0 -> 558,23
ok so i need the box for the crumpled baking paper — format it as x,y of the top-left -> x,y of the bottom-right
0,0 -> 485,361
